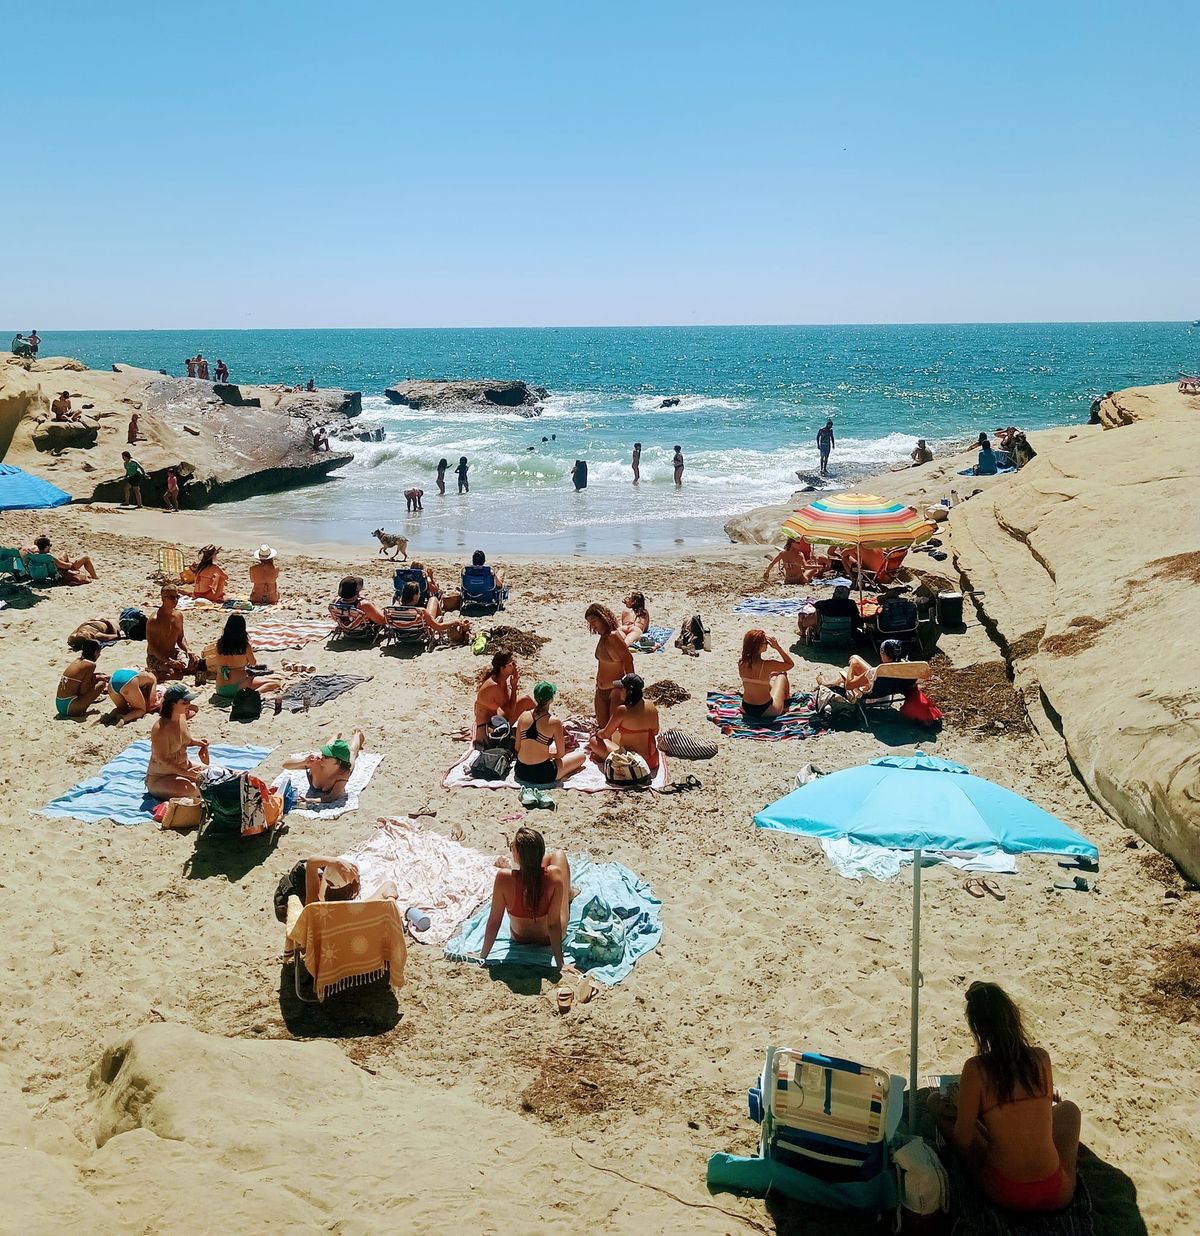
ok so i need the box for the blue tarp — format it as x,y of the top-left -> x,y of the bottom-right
0,464 -> 71,511
756,752 -> 1097,860
41,740 -> 272,825
445,853 -> 662,985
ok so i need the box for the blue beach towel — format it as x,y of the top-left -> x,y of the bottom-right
957,466 -> 1015,476
41,740 -> 272,825
631,625 -> 673,652
734,596 -> 810,616
444,854 -> 662,986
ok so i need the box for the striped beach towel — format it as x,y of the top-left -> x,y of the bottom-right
249,618 -> 334,652
705,691 -> 827,741
733,596 -> 812,616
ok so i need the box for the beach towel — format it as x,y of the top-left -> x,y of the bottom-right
443,731 -> 669,793
445,853 -> 661,986
734,596 -> 810,616
178,595 -> 255,612
250,618 -> 334,653
288,900 -> 407,1000
957,466 -> 1016,476
272,752 -> 383,819
40,740 -> 271,825
819,837 -> 1018,882
706,692 -> 827,741
630,625 -> 673,653
278,673 -> 371,712
341,818 -> 497,945
941,1140 -> 1094,1236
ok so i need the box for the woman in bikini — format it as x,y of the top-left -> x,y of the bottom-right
513,682 -> 587,787
108,666 -> 158,723
935,982 -> 1081,1215
203,614 -> 282,698
586,603 -> 634,728
479,826 -> 573,972
618,591 -> 650,645
588,672 -> 660,772
738,628 -> 795,718
189,545 -> 228,603
146,684 -> 208,799
55,640 -> 110,718
473,651 -> 535,746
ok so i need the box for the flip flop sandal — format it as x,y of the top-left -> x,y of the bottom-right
657,783 -> 682,796
681,774 -> 702,791
978,878 -> 1006,901
1058,857 -> 1099,872
1054,875 -> 1092,892
555,983 -> 574,1015
577,975 -> 601,1005
964,878 -> 987,898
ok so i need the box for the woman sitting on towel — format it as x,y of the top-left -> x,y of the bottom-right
203,614 -> 282,698
146,684 -> 208,798
513,682 -> 587,786
479,826 -> 573,972
618,591 -> 650,645
586,603 -> 634,728
282,731 -> 366,801
189,545 -> 228,603
738,628 -> 795,719
588,672 -> 660,773
474,652 -> 535,746
933,981 -> 1080,1215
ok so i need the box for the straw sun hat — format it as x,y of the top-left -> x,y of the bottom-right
253,544 -> 277,561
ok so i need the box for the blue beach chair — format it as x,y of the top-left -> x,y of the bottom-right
0,547 -> 28,582
708,1046 -> 904,1218
391,567 -> 429,605
21,552 -> 62,584
461,564 -> 507,611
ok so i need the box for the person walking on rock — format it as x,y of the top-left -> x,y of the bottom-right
817,419 -> 836,476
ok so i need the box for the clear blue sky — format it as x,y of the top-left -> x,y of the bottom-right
6,1 -> 1197,328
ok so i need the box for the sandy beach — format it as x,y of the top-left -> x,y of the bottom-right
3,443 -> 1198,1232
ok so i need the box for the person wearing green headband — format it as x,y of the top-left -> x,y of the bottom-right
282,729 -> 366,802
513,681 -> 586,786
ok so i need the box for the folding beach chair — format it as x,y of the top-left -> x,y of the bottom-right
286,897 -> 407,1003
858,662 -> 931,724
812,614 -> 855,647
391,567 -> 429,605
21,553 -> 61,584
460,565 -> 507,611
159,545 -> 185,582
0,547 -> 28,582
382,605 -> 433,652
708,1046 -> 904,1218
327,600 -> 383,645
873,594 -> 919,653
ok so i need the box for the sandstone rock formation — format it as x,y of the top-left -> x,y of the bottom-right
0,1021 -> 731,1232
949,383 -> 1200,879
384,378 -> 548,415
0,356 -> 353,507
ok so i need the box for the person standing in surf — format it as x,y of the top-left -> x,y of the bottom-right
817,419 -> 836,476
632,442 -> 641,484
436,458 -> 449,495
672,445 -> 684,486
455,455 -> 470,494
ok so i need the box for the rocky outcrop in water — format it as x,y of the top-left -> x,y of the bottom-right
384,379 -> 547,416
0,357 -> 353,507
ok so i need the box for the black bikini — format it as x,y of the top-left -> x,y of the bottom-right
515,714 -> 557,784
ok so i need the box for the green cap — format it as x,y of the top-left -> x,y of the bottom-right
321,738 -> 353,766
533,680 -> 557,704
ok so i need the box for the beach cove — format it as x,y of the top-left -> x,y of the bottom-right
1,349 -> 1198,1232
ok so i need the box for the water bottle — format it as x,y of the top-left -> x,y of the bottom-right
405,907 -> 431,932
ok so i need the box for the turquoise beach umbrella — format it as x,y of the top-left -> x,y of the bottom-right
0,464 -> 71,511
755,752 -> 1098,1128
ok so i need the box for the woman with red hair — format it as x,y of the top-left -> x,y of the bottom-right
737,628 -> 795,719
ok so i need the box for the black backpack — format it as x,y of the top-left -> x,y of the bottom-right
273,860 -> 307,922
468,747 -> 514,781
230,687 -> 262,721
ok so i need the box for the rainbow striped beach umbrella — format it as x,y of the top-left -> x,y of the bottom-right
781,492 -> 936,548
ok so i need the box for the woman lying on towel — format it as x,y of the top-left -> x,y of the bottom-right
146,684 -> 208,798
932,982 -> 1081,1215
588,672 -> 660,772
282,730 -> 365,801
474,652 -> 535,747
478,827 -> 574,972
513,682 -> 587,786
737,628 -> 795,719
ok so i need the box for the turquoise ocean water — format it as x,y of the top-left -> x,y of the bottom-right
39,324 -> 1197,554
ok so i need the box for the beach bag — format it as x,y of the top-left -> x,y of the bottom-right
119,607 -> 147,640
240,774 -> 283,836
569,896 -> 626,968
894,1138 -> 948,1216
658,729 -> 717,760
201,771 -> 244,834
274,860 -> 307,922
230,687 -> 262,721
899,688 -> 943,727
604,749 -> 652,789
675,614 -> 710,653
468,747 -> 514,781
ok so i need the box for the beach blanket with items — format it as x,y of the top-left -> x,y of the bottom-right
41,740 -> 272,825
445,854 -> 662,987
706,692 -> 828,741
272,752 -> 384,819
628,625 -> 673,653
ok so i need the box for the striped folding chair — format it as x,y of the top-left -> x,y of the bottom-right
327,600 -> 382,644
382,605 -> 432,652
159,545 -> 185,581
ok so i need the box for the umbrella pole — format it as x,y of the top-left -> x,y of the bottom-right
909,848 -> 922,1131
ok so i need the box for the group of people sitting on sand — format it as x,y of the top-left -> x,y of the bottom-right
975,427 -> 1037,474
174,543 -> 280,606
762,536 -> 905,589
